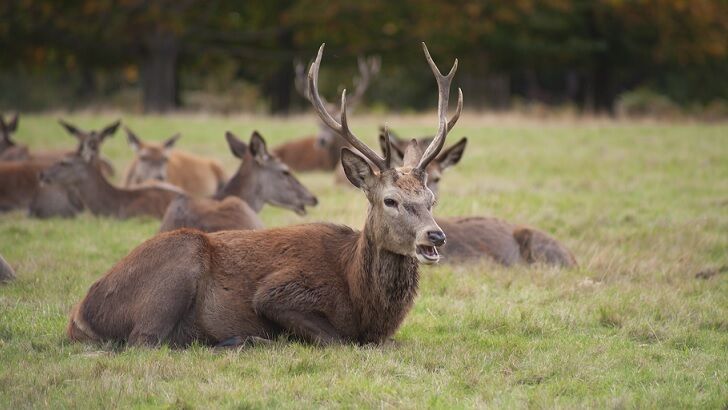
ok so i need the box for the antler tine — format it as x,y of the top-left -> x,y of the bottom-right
381,124 -> 393,169
308,44 -> 387,170
417,42 -> 462,170
447,88 -> 463,132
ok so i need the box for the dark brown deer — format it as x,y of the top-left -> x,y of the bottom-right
66,43 -> 461,348
28,119 -> 120,218
159,130 -> 318,233
273,55 -> 380,172
124,127 -> 226,197
0,253 -> 14,283
381,130 -> 576,268
40,134 -> 183,220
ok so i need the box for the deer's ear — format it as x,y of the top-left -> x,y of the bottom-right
341,148 -> 375,191
125,127 -> 142,152
5,113 -> 18,132
249,131 -> 269,161
99,120 -> 121,140
435,137 -> 467,171
59,119 -> 83,139
225,131 -> 247,159
379,133 -> 405,164
163,133 -> 181,151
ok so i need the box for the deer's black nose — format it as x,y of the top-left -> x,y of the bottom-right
427,230 -> 446,246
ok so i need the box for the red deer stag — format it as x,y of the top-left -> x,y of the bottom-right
380,131 -> 577,268
159,130 -> 318,233
66,43 -> 461,347
0,254 -> 14,283
40,134 -> 182,220
28,120 -> 120,218
124,127 -> 226,197
272,55 -> 380,172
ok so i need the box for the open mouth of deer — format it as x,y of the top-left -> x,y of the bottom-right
416,245 -> 440,264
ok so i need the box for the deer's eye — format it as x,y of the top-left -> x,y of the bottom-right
281,170 -> 291,176
384,198 -> 398,208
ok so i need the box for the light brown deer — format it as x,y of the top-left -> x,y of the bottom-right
66,43 -> 461,348
381,130 -> 576,268
159,130 -> 318,233
273,55 -> 380,172
28,119 -> 120,218
40,134 -> 183,220
0,254 -> 14,283
124,127 -> 226,197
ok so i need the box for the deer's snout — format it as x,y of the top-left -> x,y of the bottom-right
427,230 -> 446,247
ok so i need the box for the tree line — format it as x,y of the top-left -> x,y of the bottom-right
1,0 -> 726,114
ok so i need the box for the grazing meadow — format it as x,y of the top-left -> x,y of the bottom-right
0,113 -> 726,408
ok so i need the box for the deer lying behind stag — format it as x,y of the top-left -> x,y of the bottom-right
159,130 -> 318,233
381,130 -> 576,268
273,55 -> 380,172
41,133 -> 183,220
67,43 -> 460,348
124,127 -> 226,197
0,119 -> 119,216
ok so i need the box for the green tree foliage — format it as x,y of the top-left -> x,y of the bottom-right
0,0 -> 726,112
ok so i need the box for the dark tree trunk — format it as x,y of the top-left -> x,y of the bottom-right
141,31 -> 179,113
263,29 -> 294,114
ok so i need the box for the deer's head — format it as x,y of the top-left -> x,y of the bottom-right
225,130 -> 318,215
40,132 -> 108,187
379,131 -> 467,197
309,43 -> 462,264
58,119 -> 120,176
125,127 -> 181,184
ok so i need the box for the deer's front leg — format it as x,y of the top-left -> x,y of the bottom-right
253,273 -> 348,346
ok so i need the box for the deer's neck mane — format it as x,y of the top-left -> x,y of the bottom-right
74,163 -> 124,215
344,218 -> 419,344
214,165 -> 263,212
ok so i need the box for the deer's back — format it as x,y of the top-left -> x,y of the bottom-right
159,195 -> 263,233
122,186 -> 184,219
0,162 -> 46,211
437,216 -> 522,265
166,151 -> 226,197
273,136 -> 336,172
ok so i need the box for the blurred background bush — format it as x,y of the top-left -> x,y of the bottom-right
1,0 -> 726,118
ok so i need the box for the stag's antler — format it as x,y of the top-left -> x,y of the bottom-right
418,43 -> 463,170
308,44 -> 388,171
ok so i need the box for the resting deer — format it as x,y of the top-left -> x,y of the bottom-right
273,55 -> 380,172
28,120 -> 120,218
380,131 -> 576,268
159,130 -> 318,233
40,134 -> 183,220
124,128 -> 226,197
66,43 -> 461,348
0,254 -> 14,283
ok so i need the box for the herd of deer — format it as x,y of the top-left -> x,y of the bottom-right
1,44 -> 576,348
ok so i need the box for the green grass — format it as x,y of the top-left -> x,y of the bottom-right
1,113 -> 727,409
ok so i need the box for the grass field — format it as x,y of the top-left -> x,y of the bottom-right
1,113 -> 727,408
